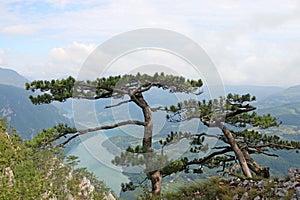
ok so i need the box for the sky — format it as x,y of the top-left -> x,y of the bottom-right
0,0 -> 300,87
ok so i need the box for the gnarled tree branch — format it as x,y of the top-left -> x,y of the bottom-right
55,120 -> 146,148
187,147 -> 232,165
104,100 -> 132,109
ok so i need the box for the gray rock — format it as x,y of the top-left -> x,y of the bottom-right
242,180 -> 249,187
275,188 -> 288,197
256,180 -> 266,189
232,194 -> 239,200
104,193 -> 116,200
296,186 -> 300,198
240,192 -> 248,200
229,181 -> 235,186
289,168 -> 300,181
253,196 -> 261,200
283,181 -> 298,190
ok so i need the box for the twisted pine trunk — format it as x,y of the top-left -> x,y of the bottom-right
218,122 -> 253,178
142,106 -> 153,151
133,94 -> 162,195
150,170 -> 162,195
241,147 -> 270,178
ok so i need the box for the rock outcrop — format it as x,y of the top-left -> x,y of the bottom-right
227,168 -> 300,200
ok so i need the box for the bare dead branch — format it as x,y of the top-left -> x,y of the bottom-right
250,150 -> 279,157
105,100 -> 132,109
150,106 -> 165,112
56,133 -> 80,148
55,120 -> 146,147
212,146 -> 231,150
249,143 -> 298,150
193,133 -> 222,139
78,120 -> 146,134
187,147 -> 232,165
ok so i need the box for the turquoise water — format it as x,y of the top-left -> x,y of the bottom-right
67,133 -> 129,195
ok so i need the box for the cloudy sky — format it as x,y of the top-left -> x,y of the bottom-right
0,0 -> 300,86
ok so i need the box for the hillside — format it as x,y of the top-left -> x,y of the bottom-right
224,85 -> 284,101
0,84 -> 70,139
4,68 -> 297,198
258,85 -> 300,108
258,102 -> 300,126
256,85 -> 300,126
0,68 -> 71,139
156,173 -> 300,200
0,67 -> 28,88
0,119 -> 113,200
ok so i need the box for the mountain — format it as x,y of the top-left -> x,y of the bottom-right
0,125 -> 112,199
257,102 -> 300,126
0,68 -> 72,138
255,85 -> 300,126
0,84 -> 71,139
0,67 -> 28,88
224,85 -> 284,101
258,85 -> 300,108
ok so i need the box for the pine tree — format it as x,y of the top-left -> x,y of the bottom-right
163,94 -> 300,178
26,73 -> 203,195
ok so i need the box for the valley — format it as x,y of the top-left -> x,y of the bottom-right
1,68 -> 300,198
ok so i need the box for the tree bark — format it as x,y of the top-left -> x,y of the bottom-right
150,170 -> 162,195
142,106 -> 153,151
132,94 -> 153,150
132,93 -> 162,195
217,122 -> 253,178
241,147 -> 270,178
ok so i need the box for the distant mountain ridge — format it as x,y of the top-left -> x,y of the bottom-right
258,85 -> 300,108
256,85 -> 300,126
0,84 -> 71,139
0,67 -> 299,136
224,85 -> 284,101
0,67 -> 28,88
0,68 -> 71,139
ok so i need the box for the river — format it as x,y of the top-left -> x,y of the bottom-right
67,132 -> 129,195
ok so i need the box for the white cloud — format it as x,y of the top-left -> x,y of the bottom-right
45,0 -> 77,8
1,0 -> 300,86
1,42 -> 96,80
24,42 -> 97,79
1,24 -> 38,35
44,0 -> 104,8
49,42 -> 96,66
25,62 -> 79,80
237,41 -> 300,86
0,49 -> 4,64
